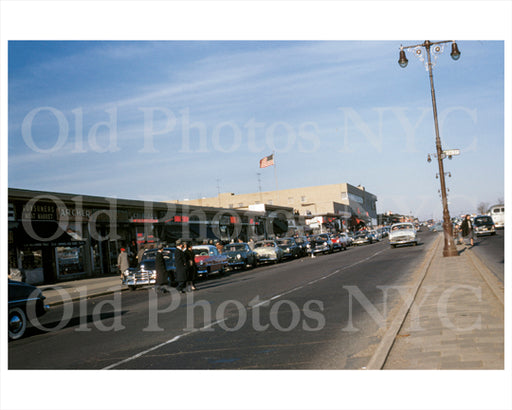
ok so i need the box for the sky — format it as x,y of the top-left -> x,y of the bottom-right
8,39 -> 505,220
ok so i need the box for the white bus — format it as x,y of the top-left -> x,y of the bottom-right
489,204 -> 504,228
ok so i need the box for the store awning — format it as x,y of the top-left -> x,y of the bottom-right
13,221 -> 86,248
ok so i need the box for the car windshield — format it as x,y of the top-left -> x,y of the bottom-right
193,248 -> 210,256
224,244 -> 246,252
276,239 -> 292,245
474,217 -> 493,225
392,224 -> 413,231
255,242 -> 274,248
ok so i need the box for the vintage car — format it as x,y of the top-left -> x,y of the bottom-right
275,237 -> 302,259
122,247 -> 176,290
472,215 -> 496,237
389,223 -> 418,248
192,245 -> 228,277
8,279 -> 49,340
352,231 -> 373,245
309,234 -> 334,254
330,234 -> 348,251
293,236 -> 310,256
222,243 -> 257,270
253,240 -> 284,264
338,232 -> 353,246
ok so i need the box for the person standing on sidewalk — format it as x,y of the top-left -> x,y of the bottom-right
174,239 -> 188,293
460,214 -> 474,247
117,248 -> 130,278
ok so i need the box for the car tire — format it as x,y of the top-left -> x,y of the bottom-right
391,244 -> 396,249
128,285 -> 137,291
8,307 -> 27,340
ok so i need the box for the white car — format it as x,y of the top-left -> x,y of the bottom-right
389,223 -> 417,248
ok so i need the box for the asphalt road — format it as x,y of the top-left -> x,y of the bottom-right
9,231 -> 438,370
470,228 -> 504,282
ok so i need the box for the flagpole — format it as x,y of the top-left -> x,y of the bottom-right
273,151 -> 279,202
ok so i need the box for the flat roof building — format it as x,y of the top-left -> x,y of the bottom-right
172,182 -> 378,224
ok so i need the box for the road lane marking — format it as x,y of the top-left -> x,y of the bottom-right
103,248 -> 386,370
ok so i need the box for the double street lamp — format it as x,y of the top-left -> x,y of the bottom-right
398,40 -> 461,257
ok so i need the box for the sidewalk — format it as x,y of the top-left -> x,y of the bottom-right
39,275 -> 127,306
383,236 -> 504,369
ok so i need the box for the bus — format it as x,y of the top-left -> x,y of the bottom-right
489,204 -> 504,229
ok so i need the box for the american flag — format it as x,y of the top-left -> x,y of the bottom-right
259,154 -> 274,168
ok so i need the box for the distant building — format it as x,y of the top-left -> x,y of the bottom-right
171,182 -> 378,230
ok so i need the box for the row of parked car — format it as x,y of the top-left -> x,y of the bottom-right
121,233 -> 358,291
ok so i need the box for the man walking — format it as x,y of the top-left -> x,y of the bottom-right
117,248 -> 130,278
155,244 -> 170,294
174,239 -> 188,293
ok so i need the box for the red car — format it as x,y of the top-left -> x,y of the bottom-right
192,245 -> 228,278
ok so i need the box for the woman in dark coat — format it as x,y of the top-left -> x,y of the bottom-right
155,245 -> 169,293
460,215 -> 474,247
174,239 -> 188,293
185,242 -> 197,291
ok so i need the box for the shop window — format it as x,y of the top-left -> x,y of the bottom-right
56,246 -> 85,277
20,249 -> 44,284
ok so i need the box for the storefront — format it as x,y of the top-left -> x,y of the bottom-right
8,188 -> 272,285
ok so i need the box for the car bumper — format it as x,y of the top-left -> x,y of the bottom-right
390,237 -> 416,245
475,229 -> 495,236
123,277 -> 156,286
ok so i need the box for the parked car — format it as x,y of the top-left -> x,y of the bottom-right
338,232 -> 353,246
472,215 -> 496,237
352,231 -> 373,245
222,243 -> 257,270
293,236 -> 310,256
275,237 -> 302,259
370,230 -> 381,241
122,247 -> 176,290
309,234 -> 334,254
253,240 -> 284,264
389,223 -> 418,248
8,279 -> 49,340
192,245 -> 228,277
330,234 -> 348,251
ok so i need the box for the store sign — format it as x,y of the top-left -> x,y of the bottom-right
58,207 -> 92,220
22,203 -> 57,221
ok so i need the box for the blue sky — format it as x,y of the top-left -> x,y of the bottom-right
7,40 -> 505,220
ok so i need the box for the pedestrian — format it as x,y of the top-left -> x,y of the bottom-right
309,235 -> 316,258
215,240 -> 224,254
174,239 -> 188,293
248,238 -> 255,250
460,214 -> 474,247
117,248 -> 130,278
185,242 -> 197,292
154,244 -> 171,294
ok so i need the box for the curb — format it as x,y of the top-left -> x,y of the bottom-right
365,234 -> 442,370
45,285 -> 129,307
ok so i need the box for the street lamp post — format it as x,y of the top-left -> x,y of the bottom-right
398,40 -> 460,257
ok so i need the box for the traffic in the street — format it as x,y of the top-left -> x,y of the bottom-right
9,230 -> 439,370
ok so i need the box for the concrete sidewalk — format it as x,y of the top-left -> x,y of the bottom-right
383,237 -> 504,369
39,275 -> 127,306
